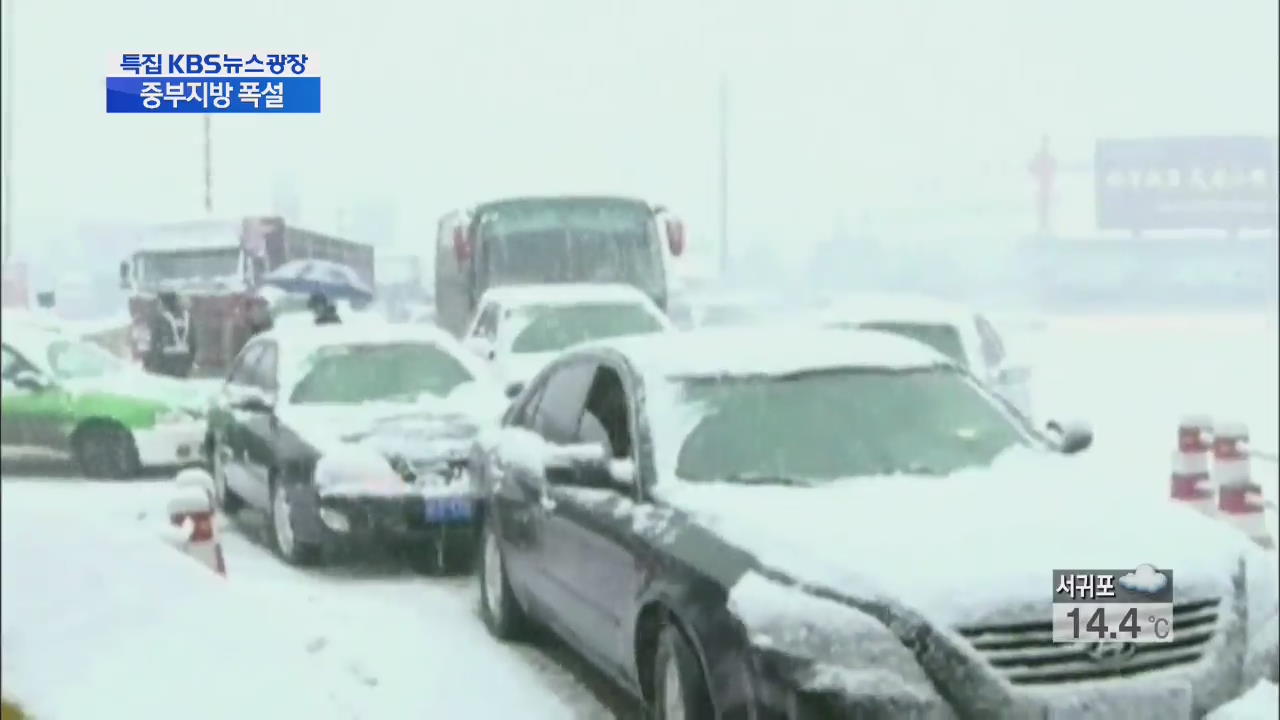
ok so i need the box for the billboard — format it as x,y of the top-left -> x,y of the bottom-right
1095,136 -> 1278,231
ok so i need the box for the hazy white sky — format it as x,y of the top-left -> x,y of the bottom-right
2,0 -> 1277,267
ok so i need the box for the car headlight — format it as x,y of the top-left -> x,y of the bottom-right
314,445 -> 403,491
730,571 -> 946,712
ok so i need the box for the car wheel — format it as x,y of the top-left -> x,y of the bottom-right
269,480 -> 321,565
652,623 -> 714,720
74,422 -> 141,479
210,436 -> 244,514
478,516 -> 529,639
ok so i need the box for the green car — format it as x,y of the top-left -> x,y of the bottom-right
1,324 -> 208,478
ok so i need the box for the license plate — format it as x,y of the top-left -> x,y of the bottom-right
424,496 -> 473,523
1046,681 -> 1192,720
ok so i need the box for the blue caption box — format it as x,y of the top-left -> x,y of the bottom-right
105,77 -> 320,113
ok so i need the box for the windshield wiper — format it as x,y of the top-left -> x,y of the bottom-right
721,473 -> 813,487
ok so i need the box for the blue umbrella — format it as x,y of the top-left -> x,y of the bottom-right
262,259 -> 374,302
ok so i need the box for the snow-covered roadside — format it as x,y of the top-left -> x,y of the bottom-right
0,480 -> 584,720
1206,679 -> 1279,719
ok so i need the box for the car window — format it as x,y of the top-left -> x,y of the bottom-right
1,345 -> 30,378
510,303 -> 666,355
579,365 -> 633,459
228,343 -> 264,386
532,360 -> 597,444
974,314 -> 1007,368
508,378 -> 548,429
46,339 -> 123,379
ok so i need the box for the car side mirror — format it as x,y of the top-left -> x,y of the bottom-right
505,381 -> 525,400
544,443 -> 634,490
11,369 -> 51,392
1046,419 -> 1093,454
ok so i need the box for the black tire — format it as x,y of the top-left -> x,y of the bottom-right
478,515 -> 529,639
209,435 -> 244,514
652,623 -> 714,720
268,480 -> 322,566
73,422 -> 141,479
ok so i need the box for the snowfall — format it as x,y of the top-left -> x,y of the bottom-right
2,311 -> 1278,719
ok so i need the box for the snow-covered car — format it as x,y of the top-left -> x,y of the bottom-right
474,327 -> 1277,718
461,283 -> 673,394
1,325 -> 207,477
668,289 -> 789,330
816,293 -> 1036,420
204,322 -> 505,567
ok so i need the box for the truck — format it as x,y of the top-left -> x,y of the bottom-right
119,217 -> 375,375
434,195 -> 687,338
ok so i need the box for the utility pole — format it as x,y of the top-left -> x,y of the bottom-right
202,114 -> 212,215
717,73 -> 729,277
3,0 -> 17,266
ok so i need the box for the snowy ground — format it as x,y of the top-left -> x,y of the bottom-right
2,311 -> 1277,719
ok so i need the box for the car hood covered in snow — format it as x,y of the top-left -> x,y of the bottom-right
653,448 -> 1254,628
277,387 -> 495,473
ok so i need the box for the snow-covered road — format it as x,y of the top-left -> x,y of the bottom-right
3,312 -> 1276,719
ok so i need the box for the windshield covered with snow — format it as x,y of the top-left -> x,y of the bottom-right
289,343 -> 474,405
853,322 -> 969,368
137,248 -> 241,289
474,199 -> 663,295
509,303 -> 666,354
672,367 -> 1032,482
46,339 -> 124,379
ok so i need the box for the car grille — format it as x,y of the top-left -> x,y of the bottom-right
956,598 -> 1220,685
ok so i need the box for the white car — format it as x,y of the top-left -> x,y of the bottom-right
816,293 -> 1036,421
461,283 -> 673,393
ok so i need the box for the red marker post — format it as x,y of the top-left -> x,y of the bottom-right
1213,422 -> 1273,550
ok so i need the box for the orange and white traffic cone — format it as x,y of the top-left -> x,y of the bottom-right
1213,422 -> 1274,550
1170,415 -> 1215,517
168,468 -> 227,576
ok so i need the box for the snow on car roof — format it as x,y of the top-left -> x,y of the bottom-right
587,326 -> 953,379
478,283 -> 654,309
818,293 -> 974,328
261,321 -> 467,357
255,321 -> 492,390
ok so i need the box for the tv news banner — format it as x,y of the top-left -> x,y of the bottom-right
105,53 -> 319,113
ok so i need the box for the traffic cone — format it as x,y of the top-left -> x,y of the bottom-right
169,468 -> 227,576
1170,415 -> 1215,517
1213,422 -> 1273,550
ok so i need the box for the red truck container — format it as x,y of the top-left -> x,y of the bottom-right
120,217 -> 374,375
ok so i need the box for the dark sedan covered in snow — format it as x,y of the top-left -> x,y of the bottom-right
471,327 -> 1277,718
205,322 -> 505,568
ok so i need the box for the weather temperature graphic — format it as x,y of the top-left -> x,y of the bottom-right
1051,565 -> 1175,645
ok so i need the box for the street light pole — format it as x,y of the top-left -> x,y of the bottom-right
717,73 -> 729,277
202,114 -> 212,215
3,0 -> 17,266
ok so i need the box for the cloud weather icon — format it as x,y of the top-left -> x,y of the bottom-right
1117,564 -> 1169,594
